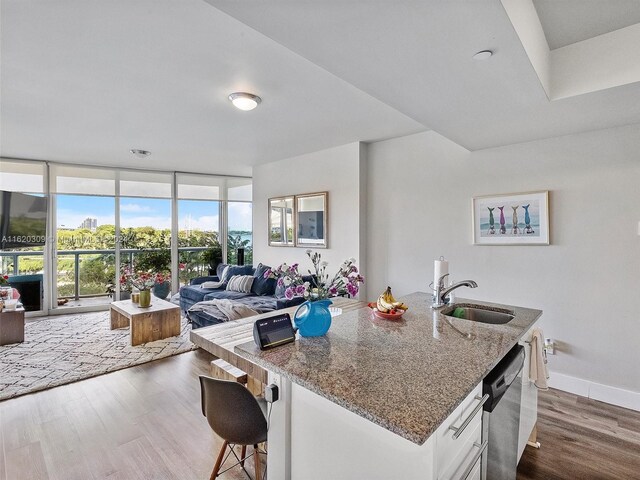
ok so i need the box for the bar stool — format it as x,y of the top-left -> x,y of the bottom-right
199,375 -> 268,480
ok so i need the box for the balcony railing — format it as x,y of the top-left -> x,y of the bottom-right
0,247 -> 214,302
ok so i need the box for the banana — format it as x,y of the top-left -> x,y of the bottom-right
376,295 -> 391,313
383,286 -> 396,303
374,287 -> 409,313
377,288 -> 395,312
381,286 -> 409,311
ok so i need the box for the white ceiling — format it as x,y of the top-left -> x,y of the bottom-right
3,0 -> 640,172
533,0 -> 640,49
0,0 -> 423,176
207,0 -> 640,151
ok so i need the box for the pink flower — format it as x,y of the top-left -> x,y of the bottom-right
328,286 -> 338,296
295,284 -> 306,295
277,278 -> 284,287
347,283 -> 358,296
285,287 -> 295,300
263,269 -> 272,279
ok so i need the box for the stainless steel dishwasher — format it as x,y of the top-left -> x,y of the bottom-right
481,344 -> 525,480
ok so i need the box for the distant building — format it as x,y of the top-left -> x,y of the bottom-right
80,217 -> 98,231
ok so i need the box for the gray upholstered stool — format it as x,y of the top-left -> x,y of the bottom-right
199,375 -> 268,480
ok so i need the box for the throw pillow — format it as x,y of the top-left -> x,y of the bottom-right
216,263 -> 229,281
251,263 -> 276,296
201,280 -> 225,289
226,275 -> 254,293
226,265 -> 255,279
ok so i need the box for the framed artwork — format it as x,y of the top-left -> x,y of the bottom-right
295,192 -> 328,248
268,196 -> 295,246
472,191 -> 549,245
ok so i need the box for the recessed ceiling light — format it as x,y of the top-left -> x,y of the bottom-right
228,92 -> 262,111
130,149 -> 151,158
473,50 -> 493,60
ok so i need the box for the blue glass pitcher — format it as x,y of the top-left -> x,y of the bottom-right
293,299 -> 333,337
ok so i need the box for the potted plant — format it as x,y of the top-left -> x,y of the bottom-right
121,270 -> 162,307
202,244 -> 223,276
134,243 -> 171,299
106,265 -> 133,300
0,274 -> 12,301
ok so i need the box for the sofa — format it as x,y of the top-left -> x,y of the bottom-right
179,263 -> 307,329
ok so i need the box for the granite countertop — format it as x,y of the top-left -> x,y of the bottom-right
234,292 -> 542,445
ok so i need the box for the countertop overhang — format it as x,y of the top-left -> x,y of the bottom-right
234,292 -> 542,445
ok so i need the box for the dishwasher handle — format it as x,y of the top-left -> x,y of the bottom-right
449,394 -> 489,439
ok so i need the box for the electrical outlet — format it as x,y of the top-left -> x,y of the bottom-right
269,373 -> 281,389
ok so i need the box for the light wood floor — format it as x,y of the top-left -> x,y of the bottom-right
517,387 -> 640,480
0,349 -> 251,480
1,349 -> 639,479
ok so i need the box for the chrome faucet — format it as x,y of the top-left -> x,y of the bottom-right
432,273 -> 478,308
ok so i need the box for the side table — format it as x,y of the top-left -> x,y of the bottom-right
0,307 -> 25,346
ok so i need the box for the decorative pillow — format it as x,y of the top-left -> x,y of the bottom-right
216,263 -> 229,281
218,266 -> 230,283
251,263 -> 276,296
226,275 -> 254,293
226,265 -> 255,279
201,281 -> 225,289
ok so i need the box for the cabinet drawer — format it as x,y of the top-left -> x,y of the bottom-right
440,421 -> 483,480
436,383 -> 484,478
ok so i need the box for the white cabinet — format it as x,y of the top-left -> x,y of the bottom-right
288,381 -> 437,480
518,322 -> 540,461
435,382 -> 485,480
282,380 -> 485,480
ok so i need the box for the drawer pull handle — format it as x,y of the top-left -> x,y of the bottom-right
459,440 -> 489,480
449,394 -> 489,439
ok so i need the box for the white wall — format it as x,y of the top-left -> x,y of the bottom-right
366,127 -> 640,395
252,142 -> 367,297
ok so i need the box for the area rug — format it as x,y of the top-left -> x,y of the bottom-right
0,311 -> 197,401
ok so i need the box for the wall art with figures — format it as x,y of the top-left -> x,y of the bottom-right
472,191 -> 549,245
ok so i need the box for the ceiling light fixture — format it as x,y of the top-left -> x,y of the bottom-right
130,149 -> 151,158
473,50 -> 493,60
228,92 -> 262,111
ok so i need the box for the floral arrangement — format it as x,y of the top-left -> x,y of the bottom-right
121,267 -> 169,292
266,250 -> 363,301
0,274 -> 11,300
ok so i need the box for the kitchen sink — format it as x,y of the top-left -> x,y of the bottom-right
442,304 -> 515,325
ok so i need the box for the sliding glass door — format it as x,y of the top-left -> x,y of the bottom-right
0,160 -> 48,314
177,199 -> 220,285
55,194 -> 115,309
1,159 -> 253,315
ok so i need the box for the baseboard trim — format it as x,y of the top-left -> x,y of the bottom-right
548,371 -> 640,412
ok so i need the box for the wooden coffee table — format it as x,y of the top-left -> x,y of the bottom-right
110,298 -> 181,346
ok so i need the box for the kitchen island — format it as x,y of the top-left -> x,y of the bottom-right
231,292 -> 542,479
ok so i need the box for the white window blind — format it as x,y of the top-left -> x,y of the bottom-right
0,159 -> 46,193
120,171 -> 172,198
176,174 -> 223,200
50,165 -> 116,196
227,177 -> 252,202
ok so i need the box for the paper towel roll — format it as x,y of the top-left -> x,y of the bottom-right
434,257 -> 449,288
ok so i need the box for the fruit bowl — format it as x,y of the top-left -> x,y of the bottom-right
372,309 -> 404,321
